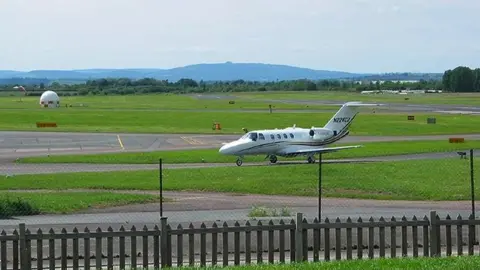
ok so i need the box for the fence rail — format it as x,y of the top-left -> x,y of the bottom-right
0,210 -> 479,270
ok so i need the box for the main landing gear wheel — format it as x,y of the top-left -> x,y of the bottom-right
307,156 -> 315,164
236,159 -> 243,166
269,155 -> 278,164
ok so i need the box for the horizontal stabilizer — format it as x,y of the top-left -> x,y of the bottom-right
286,145 -> 363,155
343,101 -> 383,107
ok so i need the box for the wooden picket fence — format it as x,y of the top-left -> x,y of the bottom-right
0,210 -> 479,270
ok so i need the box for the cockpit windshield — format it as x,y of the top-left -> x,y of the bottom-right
240,132 -> 258,141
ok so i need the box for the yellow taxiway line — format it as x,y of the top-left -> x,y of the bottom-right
117,135 -> 125,150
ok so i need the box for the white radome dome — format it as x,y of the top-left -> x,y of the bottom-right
39,90 -> 60,108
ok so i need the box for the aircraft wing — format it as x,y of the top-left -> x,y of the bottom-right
284,145 -> 363,155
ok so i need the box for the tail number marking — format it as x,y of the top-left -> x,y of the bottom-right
333,117 -> 351,123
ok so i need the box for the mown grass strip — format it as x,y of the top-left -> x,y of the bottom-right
1,104 -> 479,135
0,191 -> 160,215
171,255 -> 480,270
5,158 -> 478,201
0,94 -> 332,110
18,140 -> 480,164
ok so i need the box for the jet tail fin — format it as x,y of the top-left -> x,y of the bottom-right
324,102 -> 381,136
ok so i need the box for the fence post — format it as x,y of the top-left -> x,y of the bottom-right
160,217 -> 168,268
295,213 -> 304,262
429,211 -> 439,257
18,223 -> 27,270
470,149 -> 475,218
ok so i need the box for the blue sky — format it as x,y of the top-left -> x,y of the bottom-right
1,0 -> 478,73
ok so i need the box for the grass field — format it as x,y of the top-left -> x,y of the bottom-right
4,158 -> 475,201
1,92 -> 480,135
0,105 -> 479,135
175,256 -> 480,270
0,94 -> 334,110
174,256 -> 480,270
0,191 -> 159,214
18,140 -> 480,164
234,91 -> 480,106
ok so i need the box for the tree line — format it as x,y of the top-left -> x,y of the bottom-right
0,78 -> 442,96
442,66 -> 480,92
0,66 -> 477,95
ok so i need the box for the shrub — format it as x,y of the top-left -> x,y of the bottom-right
248,205 -> 292,218
0,197 -> 40,218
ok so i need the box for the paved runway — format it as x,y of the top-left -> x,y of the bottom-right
1,131 -> 480,174
2,131 -> 480,160
231,95 -> 480,114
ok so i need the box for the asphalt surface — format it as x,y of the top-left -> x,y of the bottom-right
2,131 -> 480,160
1,131 -> 480,175
226,95 -> 480,114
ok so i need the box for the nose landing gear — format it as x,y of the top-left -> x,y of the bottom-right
235,156 -> 244,166
307,156 -> 315,164
269,155 -> 278,164
236,158 -> 243,166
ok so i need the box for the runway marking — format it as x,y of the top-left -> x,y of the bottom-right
180,136 -> 205,145
117,135 -> 125,150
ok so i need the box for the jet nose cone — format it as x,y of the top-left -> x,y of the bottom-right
219,142 -> 236,155
219,144 -> 228,154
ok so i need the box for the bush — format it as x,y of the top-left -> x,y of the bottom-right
0,197 -> 40,218
248,205 -> 292,218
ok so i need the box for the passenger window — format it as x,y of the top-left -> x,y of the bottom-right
283,134 -> 287,139
290,133 -> 294,138
270,134 -> 275,140
277,134 -> 281,139
259,133 -> 265,140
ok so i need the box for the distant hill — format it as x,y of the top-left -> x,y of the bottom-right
0,62 -> 442,84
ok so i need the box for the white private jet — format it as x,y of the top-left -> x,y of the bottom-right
218,101 -> 381,166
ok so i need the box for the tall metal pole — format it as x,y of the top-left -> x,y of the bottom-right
159,158 -> 163,218
318,153 -> 322,221
470,149 -> 475,218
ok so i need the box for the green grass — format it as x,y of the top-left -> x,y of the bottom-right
17,140 -> 480,164
1,106 -> 480,135
0,94 -> 333,110
0,192 -> 160,215
1,92 -> 480,135
8,91 -> 480,109
4,158 -> 477,201
171,256 -> 480,270
234,90 -> 480,106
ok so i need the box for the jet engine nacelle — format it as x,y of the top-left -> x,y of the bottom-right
309,127 -> 334,140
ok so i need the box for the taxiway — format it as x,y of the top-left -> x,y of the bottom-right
2,131 -> 480,161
